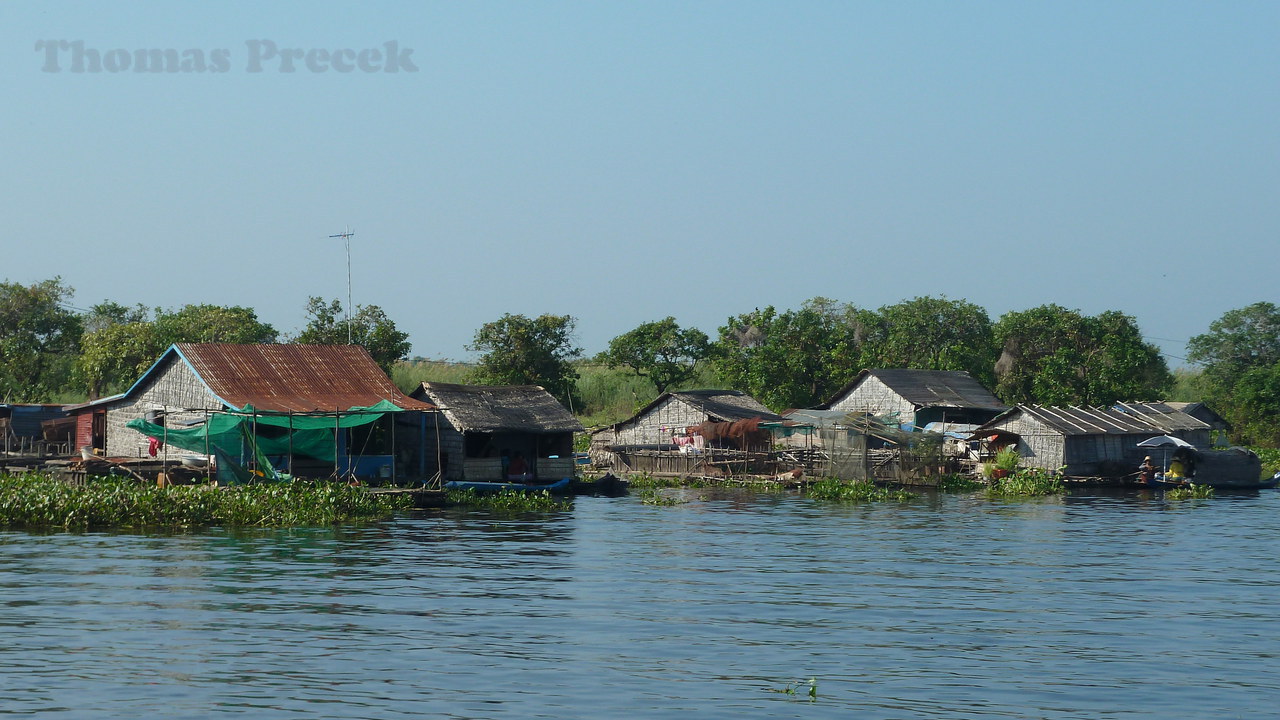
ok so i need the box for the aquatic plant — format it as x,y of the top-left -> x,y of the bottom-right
805,478 -> 917,503
637,489 -> 683,506
985,468 -> 1064,497
936,473 -> 984,493
0,473 -> 413,530
624,473 -> 685,489
444,487 -> 571,511
1165,484 -> 1215,500
767,677 -> 817,701
985,446 -> 1022,479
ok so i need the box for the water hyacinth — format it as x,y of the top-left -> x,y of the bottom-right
1164,484 -> 1215,500
805,478 -> 917,503
444,487 -> 571,512
0,473 -> 414,530
985,468 -> 1065,497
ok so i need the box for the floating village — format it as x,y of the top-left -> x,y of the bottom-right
2,342 -> 1273,500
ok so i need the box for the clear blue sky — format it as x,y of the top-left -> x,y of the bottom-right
3,2 -> 1277,364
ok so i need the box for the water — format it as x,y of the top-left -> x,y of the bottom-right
2,488 -> 1278,719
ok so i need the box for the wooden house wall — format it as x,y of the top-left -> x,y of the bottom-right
609,397 -> 711,447
986,413 -> 1066,470
105,359 -> 222,457
827,376 -> 917,427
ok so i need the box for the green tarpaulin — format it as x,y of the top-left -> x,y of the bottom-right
125,400 -> 410,467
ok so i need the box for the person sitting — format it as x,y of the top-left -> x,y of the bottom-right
1137,456 -> 1156,484
506,453 -> 532,482
1167,457 -> 1187,479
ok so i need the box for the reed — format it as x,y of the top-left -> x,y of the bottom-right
805,478 -> 917,502
0,473 -> 413,530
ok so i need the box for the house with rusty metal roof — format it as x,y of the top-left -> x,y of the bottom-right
410,382 -> 583,483
973,404 -> 1196,477
817,369 -> 1007,431
72,343 -> 433,481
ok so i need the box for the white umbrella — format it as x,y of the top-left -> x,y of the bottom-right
1136,435 -> 1194,449
1136,435 -> 1194,476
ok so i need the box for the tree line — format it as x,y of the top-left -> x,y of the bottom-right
2,277 -> 1276,446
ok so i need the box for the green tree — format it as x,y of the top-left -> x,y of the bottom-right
76,302 -> 278,397
993,305 -> 1171,406
861,296 -> 997,385
599,317 -> 712,394
712,298 -> 869,411
153,304 -> 278,345
468,313 -> 582,408
1187,302 -> 1280,445
293,297 -> 411,374
0,277 -> 83,402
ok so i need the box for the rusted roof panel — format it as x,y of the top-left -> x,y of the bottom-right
175,343 -> 434,413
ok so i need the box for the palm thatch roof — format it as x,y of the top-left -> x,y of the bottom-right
413,382 -> 583,434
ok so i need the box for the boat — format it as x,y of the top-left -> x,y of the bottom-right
1135,437 -> 1274,489
443,477 -> 573,494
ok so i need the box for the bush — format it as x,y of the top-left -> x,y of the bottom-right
444,487 -> 571,511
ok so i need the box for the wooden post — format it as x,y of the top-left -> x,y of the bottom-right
390,411 -> 397,486
334,409 -> 341,479
287,414 -> 294,478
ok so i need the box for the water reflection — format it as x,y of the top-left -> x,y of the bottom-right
2,490 -> 1279,719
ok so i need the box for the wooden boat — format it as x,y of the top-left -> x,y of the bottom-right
444,477 -> 573,494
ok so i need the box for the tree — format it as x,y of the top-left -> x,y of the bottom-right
0,277 -> 83,401
468,313 -> 582,408
861,296 -> 997,385
712,298 -> 870,411
1187,302 -> 1280,445
76,302 -> 278,397
153,304 -> 278,345
992,305 -> 1171,406
293,297 -> 411,374
599,317 -> 712,394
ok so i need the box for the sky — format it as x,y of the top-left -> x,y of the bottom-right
2,2 -> 1277,365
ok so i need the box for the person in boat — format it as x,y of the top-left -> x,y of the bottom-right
506,452 -> 532,482
1167,456 -> 1187,480
1137,456 -> 1156,485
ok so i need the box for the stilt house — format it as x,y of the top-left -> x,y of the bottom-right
410,382 -> 583,483
817,369 -> 1007,431
973,404 -> 1211,477
66,343 -> 434,482
590,389 -> 784,475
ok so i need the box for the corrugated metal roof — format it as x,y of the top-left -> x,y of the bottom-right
597,389 -> 783,434
175,343 -> 434,413
821,369 -> 1007,411
1113,402 -> 1211,432
414,382 -> 583,433
1006,405 -> 1161,435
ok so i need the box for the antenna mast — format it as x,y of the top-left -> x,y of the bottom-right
328,226 -> 355,344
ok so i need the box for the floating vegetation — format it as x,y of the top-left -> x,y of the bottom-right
986,468 -> 1065,497
637,489 -> 683,506
805,478 -> 917,503
0,473 -> 413,530
444,487 -> 571,511
1165,484 -> 1215,500
767,677 -> 817,701
936,473 -> 984,493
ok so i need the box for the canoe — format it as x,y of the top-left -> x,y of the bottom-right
444,477 -> 573,494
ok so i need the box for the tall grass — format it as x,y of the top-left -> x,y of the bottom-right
0,474 -> 414,530
391,359 -> 476,393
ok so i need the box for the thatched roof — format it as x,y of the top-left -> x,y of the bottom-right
414,382 -> 583,434
819,369 -> 1006,411
597,389 -> 783,434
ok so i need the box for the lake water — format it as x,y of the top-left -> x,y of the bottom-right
2,488 -> 1278,719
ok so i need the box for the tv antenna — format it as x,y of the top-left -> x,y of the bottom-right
328,226 -> 355,344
